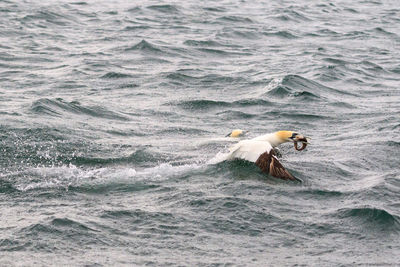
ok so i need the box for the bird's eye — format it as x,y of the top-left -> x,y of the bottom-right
290,133 -> 298,139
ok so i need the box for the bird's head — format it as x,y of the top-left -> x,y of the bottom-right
275,131 -> 309,150
226,129 -> 247,138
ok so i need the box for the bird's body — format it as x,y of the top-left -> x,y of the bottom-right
224,131 -> 308,181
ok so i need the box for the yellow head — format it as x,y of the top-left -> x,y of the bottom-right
227,129 -> 246,138
275,130 -> 308,144
276,131 -> 294,141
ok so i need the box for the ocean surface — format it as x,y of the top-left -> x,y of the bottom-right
1,0 -> 400,266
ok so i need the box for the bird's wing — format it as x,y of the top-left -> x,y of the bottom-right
227,140 -> 273,162
255,151 -> 298,181
228,140 -> 298,181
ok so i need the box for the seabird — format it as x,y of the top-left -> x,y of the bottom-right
226,129 -> 247,138
225,131 -> 308,181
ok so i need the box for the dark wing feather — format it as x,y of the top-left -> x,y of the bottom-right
255,151 -> 299,181
269,156 -> 297,180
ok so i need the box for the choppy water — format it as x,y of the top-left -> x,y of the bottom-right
1,0 -> 400,265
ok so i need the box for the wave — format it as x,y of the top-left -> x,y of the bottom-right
165,71 -> 245,85
1,127 -> 178,170
217,29 -> 263,40
11,217 -> 104,251
263,75 -> 358,105
196,47 -> 236,56
216,110 -> 256,120
183,39 -> 223,47
267,111 -> 331,121
0,238 -> 29,252
336,206 -> 400,232
298,188 -> 344,197
0,111 -> 21,116
123,25 -> 151,31
175,98 -> 274,112
146,4 -> 180,14
99,208 -> 195,241
72,148 -> 169,167
176,99 -> 231,111
156,126 -> 210,137
170,74 -> 358,118
233,98 -> 273,106
100,72 -> 133,79
2,148 -> 308,194
266,84 -> 318,99
359,60 -> 387,74
100,209 -> 180,228
374,27 -> 397,36
203,7 -> 226,12
70,2 -> 88,6
186,196 -> 281,236
21,8 -> 76,27
270,8 -> 311,22
31,98 -> 129,121
217,15 -> 253,23
262,30 -> 299,39
3,162 -> 203,193
165,72 -> 201,82
0,126 -> 77,170
0,180 -> 17,194
125,39 -> 164,54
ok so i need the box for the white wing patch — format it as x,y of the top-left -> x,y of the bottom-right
227,140 -> 273,162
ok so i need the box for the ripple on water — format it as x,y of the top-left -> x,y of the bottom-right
12,217 -> 106,252
217,15 -> 254,23
216,110 -> 257,120
187,196 -> 281,236
183,39 -> 224,47
100,72 -> 134,79
176,99 -> 231,111
146,4 -> 180,14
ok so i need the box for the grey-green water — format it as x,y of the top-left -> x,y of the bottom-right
1,0 -> 400,266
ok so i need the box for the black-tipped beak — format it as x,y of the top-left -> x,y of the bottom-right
291,134 -> 307,142
289,132 -> 298,141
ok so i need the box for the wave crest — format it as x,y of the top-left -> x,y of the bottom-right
337,206 -> 400,232
264,75 -> 357,106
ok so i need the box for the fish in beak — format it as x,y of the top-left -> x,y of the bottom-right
290,133 -> 310,151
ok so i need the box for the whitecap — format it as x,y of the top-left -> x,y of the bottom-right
9,162 -> 205,192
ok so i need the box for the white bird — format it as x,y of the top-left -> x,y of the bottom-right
225,131 -> 308,181
226,129 -> 247,138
